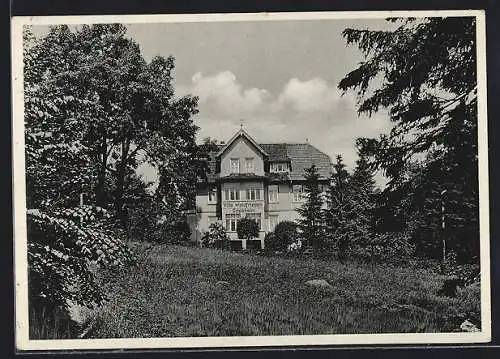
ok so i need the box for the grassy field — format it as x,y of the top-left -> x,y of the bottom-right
86,243 -> 480,338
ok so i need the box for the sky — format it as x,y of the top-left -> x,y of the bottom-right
32,18 -> 395,185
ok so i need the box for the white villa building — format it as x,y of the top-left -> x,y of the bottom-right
188,128 -> 332,250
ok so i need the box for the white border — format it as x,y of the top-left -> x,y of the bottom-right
11,10 -> 491,351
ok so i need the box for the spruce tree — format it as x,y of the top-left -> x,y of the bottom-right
324,155 -> 357,260
350,153 -> 376,240
297,165 -> 325,250
338,17 -> 479,263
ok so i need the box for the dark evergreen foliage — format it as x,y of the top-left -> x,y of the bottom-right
324,155 -> 356,259
339,17 -> 479,264
297,165 -> 326,249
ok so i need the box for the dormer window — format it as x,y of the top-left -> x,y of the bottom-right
230,158 -> 240,174
271,162 -> 289,173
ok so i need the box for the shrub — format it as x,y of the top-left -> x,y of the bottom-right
27,206 -> 134,315
348,232 -> 415,263
455,282 -> 481,325
200,222 -> 229,249
162,218 -> 192,244
236,218 -> 260,241
129,203 -> 192,244
271,221 -> 299,252
263,232 -> 277,253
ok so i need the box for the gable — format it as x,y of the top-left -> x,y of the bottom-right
217,129 -> 268,158
219,136 -> 265,176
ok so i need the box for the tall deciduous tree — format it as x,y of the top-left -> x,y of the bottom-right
32,24 -> 199,228
297,165 -> 325,249
24,26 -> 133,316
338,17 -> 479,262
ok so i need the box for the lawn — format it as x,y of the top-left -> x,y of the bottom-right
86,243 -> 480,338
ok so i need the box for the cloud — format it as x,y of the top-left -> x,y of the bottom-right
179,71 -> 392,173
276,77 -> 343,113
184,71 -> 270,117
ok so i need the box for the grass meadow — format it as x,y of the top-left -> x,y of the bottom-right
80,243 -> 480,338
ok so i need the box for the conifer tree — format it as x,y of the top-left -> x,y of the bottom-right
350,153 -> 376,239
324,155 -> 358,260
338,17 -> 479,263
297,165 -> 325,249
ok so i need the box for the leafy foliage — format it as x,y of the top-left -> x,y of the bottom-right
24,26 -> 135,315
236,218 -> 260,241
26,24 -> 199,230
27,206 -> 133,309
201,222 -> 230,249
23,23 -> 198,324
265,221 -> 299,252
348,232 -> 415,264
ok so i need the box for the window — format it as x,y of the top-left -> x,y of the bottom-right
293,185 -> 304,202
230,158 -> 240,174
269,215 -> 278,231
225,188 -> 240,201
268,185 -> 278,203
225,214 -> 238,232
208,187 -> 217,204
246,188 -> 261,201
271,162 -> 288,173
246,213 -> 262,230
245,157 -> 255,173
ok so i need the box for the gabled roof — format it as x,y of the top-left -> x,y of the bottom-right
216,129 -> 269,158
201,130 -> 333,182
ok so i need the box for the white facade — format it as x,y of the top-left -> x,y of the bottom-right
190,129 -> 332,250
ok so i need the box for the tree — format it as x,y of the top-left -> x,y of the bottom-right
297,165 -> 325,249
338,17 -> 479,263
32,25 -> 199,230
237,218 -> 260,241
324,155 -> 357,259
23,26 -> 133,320
350,152 -> 377,241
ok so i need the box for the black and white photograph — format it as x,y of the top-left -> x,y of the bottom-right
11,10 -> 490,350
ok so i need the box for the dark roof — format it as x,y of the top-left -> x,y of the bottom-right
283,143 -> 332,180
260,143 -> 289,161
203,143 -> 332,182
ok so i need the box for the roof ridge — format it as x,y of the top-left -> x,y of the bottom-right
259,142 -> 309,145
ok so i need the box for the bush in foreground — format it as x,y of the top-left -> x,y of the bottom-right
347,232 -> 415,264
237,218 -> 260,241
200,222 -> 230,250
265,221 -> 299,252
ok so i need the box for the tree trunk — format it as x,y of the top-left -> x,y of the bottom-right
95,134 -> 107,207
114,137 -> 130,228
